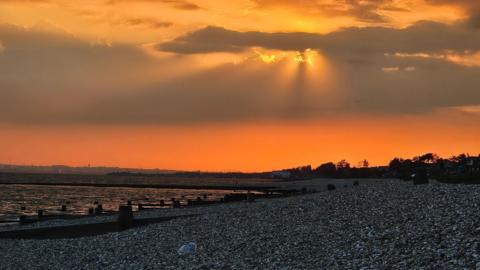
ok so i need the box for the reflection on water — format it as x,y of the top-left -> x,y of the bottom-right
0,184 -> 240,219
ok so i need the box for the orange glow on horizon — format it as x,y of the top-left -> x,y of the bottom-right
1,112 -> 479,172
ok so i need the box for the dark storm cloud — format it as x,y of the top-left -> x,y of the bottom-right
157,21 -> 480,55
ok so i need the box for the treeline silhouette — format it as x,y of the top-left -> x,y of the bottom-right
110,153 -> 480,182
388,153 -> 480,183
274,160 -> 386,180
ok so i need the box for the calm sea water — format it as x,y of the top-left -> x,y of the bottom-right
0,184 -> 240,220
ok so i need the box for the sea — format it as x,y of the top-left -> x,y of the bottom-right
0,184 -> 241,222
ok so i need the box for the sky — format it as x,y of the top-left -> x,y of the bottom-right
1,0 -> 480,171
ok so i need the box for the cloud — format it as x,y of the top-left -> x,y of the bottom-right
106,0 -> 202,10
381,66 -> 400,72
57,55 -> 480,124
0,41 -> 4,53
426,0 -> 480,28
252,0 -> 409,23
2,22 -> 480,125
0,0 -> 50,2
388,51 -> 480,67
120,18 -> 173,29
159,0 -> 201,10
453,105 -> 480,115
156,21 -> 480,58
0,24 -> 159,123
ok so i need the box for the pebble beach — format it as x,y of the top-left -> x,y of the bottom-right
1,179 -> 480,269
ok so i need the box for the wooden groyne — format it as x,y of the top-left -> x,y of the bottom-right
0,214 -> 199,239
2,189 -> 297,225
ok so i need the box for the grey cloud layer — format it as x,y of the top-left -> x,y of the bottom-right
157,21 -> 480,55
2,23 -> 480,125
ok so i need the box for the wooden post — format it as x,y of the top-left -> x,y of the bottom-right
127,200 -> 132,206
138,204 -> 144,211
61,205 -> 67,212
88,208 -> 94,215
95,204 -> 103,215
172,200 -> 180,208
117,205 -> 133,230
20,206 -> 26,211
37,209 -> 44,219
160,200 -> 165,207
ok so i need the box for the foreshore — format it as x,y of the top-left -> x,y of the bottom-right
1,179 -> 479,269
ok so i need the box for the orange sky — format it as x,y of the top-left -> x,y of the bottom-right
1,0 -> 480,171
1,111 -> 479,172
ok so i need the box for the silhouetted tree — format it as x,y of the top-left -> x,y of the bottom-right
358,159 -> 370,168
413,153 -> 439,164
336,160 -> 350,169
388,158 -> 415,180
389,158 -> 403,172
315,162 -> 337,178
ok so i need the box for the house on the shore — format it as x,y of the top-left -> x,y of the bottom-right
466,156 -> 480,172
272,170 -> 291,179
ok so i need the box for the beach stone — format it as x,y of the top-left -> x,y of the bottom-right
2,180 -> 479,270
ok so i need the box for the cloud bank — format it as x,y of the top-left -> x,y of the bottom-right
2,21 -> 480,125
157,21 -> 480,55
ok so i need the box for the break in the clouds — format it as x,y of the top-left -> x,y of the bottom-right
2,19 -> 480,124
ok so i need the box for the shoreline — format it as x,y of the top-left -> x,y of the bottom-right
3,179 -> 476,269
0,178 -> 368,233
